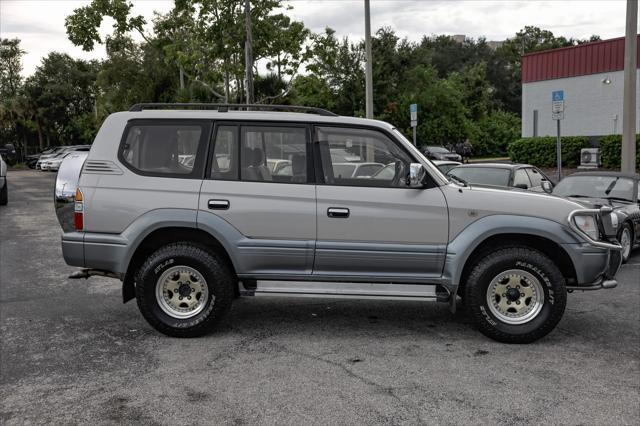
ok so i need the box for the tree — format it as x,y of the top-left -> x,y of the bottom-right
24,53 -> 99,147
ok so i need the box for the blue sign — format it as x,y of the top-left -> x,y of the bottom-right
410,104 -> 417,113
552,90 -> 564,101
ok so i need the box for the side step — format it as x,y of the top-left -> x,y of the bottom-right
241,281 -> 448,302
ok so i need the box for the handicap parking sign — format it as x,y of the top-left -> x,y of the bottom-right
552,90 -> 564,102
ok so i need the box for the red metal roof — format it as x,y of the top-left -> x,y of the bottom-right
522,36 -> 640,83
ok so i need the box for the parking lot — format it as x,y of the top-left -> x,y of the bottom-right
1,169 -> 639,425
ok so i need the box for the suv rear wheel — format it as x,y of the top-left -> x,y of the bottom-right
464,247 -> 567,344
135,243 -> 235,337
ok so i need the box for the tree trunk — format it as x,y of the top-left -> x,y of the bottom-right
224,69 -> 230,103
36,120 -> 44,150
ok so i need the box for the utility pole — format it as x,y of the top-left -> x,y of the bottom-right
622,0 -> 637,173
364,0 -> 373,119
244,0 -> 254,105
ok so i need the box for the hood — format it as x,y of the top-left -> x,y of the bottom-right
566,196 -> 632,210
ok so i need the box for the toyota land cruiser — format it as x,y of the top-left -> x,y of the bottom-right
55,104 -> 623,343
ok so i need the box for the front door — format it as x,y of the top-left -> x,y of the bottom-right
313,126 -> 449,280
198,123 -> 316,276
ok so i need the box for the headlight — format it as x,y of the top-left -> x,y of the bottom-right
573,215 -> 599,240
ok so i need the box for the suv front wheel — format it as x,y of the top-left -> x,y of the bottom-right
464,247 -> 567,343
135,243 -> 235,337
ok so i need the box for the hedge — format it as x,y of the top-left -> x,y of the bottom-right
507,136 -> 589,168
599,134 -> 640,169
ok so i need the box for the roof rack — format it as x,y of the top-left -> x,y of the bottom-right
129,103 -> 338,117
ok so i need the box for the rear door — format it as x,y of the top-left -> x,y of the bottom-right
198,122 -> 316,276
313,125 -> 449,280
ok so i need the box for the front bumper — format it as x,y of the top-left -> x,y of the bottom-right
566,247 -> 622,291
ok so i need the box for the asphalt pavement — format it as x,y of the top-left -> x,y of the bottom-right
1,170 -> 639,425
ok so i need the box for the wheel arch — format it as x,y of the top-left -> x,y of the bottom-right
444,215 -> 582,297
456,233 -> 577,296
122,226 -> 238,303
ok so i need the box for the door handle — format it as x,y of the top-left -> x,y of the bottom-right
208,199 -> 230,210
327,207 -> 349,218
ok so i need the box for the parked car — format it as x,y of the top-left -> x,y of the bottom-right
36,146 -> 80,170
0,144 -> 17,165
332,162 -> 384,178
0,154 -> 7,205
421,145 -> 462,162
42,147 -> 91,171
54,103 -> 623,344
552,171 -> 639,263
446,163 -> 553,192
432,160 -> 461,174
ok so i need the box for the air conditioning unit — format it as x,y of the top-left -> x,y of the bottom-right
578,148 -> 600,169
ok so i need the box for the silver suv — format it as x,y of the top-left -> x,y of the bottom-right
55,104 -> 623,343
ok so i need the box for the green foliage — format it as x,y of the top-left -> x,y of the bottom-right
508,136 -> 589,168
599,135 -> 640,169
473,110 -> 521,157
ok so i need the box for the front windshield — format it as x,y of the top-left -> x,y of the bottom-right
553,175 -> 635,202
447,167 -> 511,187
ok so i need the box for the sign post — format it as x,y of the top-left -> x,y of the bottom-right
410,103 -> 417,145
552,91 -> 564,181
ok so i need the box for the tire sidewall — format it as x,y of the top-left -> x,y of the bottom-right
618,224 -> 632,262
138,251 -> 219,331
470,252 -> 564,338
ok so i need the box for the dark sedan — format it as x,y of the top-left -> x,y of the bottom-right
445,163 -> 553,192
553,172 -> 640,263
421,145 -> 462,162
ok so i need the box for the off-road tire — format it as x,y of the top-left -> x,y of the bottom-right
135,243 -> 235,337
464,247 -> 567,344
0,180 -> 7,205
618,223 -> 633,264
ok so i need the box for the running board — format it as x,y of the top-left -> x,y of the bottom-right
241,281 -> 448,302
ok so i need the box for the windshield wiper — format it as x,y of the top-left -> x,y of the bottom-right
605,196 -> 633,203
565,194 -> 591,198
604,177 -> 619,195
448,174 -> 468,187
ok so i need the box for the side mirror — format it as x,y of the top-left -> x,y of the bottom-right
541,180 -> 553,194
407,163 -> 427,188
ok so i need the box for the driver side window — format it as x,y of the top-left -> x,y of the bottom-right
315,126 -> 413,187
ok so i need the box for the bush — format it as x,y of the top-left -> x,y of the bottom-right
507,136 -> 589,168
472,110 -> 521,157
599,134 -> 640,169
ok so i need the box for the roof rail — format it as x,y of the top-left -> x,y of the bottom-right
129,103 -> 338,117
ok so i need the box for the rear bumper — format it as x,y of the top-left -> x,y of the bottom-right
61,232 -> 128,277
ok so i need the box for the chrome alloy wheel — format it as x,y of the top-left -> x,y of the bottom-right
620,227 -> 632,261
486,269 -> 544,325
155,266 -> 210,319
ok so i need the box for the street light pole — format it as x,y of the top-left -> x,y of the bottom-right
245,0 -> 254,105
621,0 -> 637,173
364,0 -> 374,119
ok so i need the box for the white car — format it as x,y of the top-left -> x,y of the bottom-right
43,147 -> 91,171
0,154 -> 7,205
432,160 -> 462,174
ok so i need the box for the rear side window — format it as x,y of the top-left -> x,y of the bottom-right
120,121 -> 209,177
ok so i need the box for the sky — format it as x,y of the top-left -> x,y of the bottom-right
0,0 -> 630,77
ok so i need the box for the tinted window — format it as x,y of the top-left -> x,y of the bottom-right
513,169 -> 531,188
241,126 -> 307,183
316,127 -> 413,187
447,167 -> 511,187
121,122 -> 205,176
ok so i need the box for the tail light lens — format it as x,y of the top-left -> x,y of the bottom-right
74,188 -> 84,231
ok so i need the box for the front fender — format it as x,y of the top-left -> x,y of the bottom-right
443,214 -> 585,286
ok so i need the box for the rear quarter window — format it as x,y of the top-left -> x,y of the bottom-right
119,120 -> 210,178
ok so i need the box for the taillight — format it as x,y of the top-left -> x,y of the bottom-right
74,188 -> 84,231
